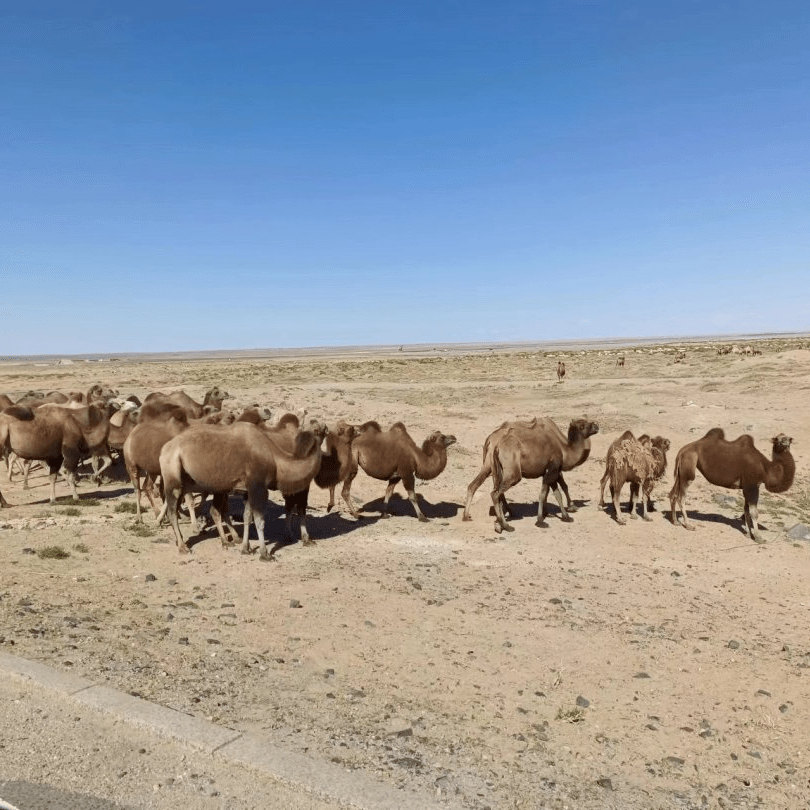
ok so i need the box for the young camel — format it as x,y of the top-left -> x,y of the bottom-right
669,428 -> 795,543
342,422 -> 457,521
0,405 -> 82,505
157,421 -> 325,559
463,417 -> 599,522
489,427 -> 569,533
599,432 -> 670,524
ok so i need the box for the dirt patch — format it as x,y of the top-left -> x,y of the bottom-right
1,339 -> 809,809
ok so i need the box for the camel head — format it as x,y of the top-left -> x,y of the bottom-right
652,436 -> 671,453
569,419 -> 599,440
771,434 -> 793,454
334,421 -> 357,441
427,431 -> 457,449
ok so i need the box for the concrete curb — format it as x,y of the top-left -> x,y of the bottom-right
0,650 -> 454,810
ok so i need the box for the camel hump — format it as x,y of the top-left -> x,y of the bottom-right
389,422 -> 410,434
359,420 -> 383,433
702,427 -> 725,440
4,405 -> 35,421
275,413 -> 301,430
618,430 -> 635,442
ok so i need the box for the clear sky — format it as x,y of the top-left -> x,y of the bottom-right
2,1 -> 808,354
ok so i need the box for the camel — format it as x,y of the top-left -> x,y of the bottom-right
556,361 -> 566,382
157,421 -> 325,559
341,422 -> 457,521
314,421 -> 358,513
616,355 -> 625,367
139,387 -> 230,422
488,426 -> 570,533
236,405 -> 274,424
669,428 -> 795,543
599,432 -> 670,524
0,405 -> 83,504
123,407 -> 199,527
463,417 -> 599,522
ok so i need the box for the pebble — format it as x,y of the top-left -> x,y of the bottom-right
575,696 -> 590,708
289,599 -> 302,609
727,640 -> 740,650
596,777 -> 614,790
786,523 -> 810,541
633,672 -> 651,679
145,574 -> 157,582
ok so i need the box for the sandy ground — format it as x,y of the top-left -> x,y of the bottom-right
1,337 -> 809,809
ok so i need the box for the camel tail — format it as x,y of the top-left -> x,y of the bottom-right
492,442 -> 505,492
668,447 -> 685,502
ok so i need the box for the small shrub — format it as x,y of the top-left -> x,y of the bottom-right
73,543 -> 90,553
57,507 -> 82,517
555,706 -> 585,724
37,546 -> 70,560
125,521 -> 155,538
54,496 -> 100,507
114,502 -> 138,514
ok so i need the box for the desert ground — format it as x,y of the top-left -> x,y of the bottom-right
1,336 -> 809,810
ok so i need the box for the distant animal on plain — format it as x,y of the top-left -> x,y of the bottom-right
556,361 -> 566,382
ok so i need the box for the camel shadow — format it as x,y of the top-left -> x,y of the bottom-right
360,494 -> 460,520
676,509 -> 765,534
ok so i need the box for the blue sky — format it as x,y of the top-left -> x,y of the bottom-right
2,1 -> 808,354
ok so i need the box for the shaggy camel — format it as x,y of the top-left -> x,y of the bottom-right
489,426 -> 569,533
139,387 -> 229,422
342,422 -> 457,521
463,417 -> 599,522
669,428 -> 795,543
616,355 -> 625,367
0,405 -> 82,504
599,432 -> 670,524
556,361 -> 566,382
157,421 -> 325,559
314,421 -> 358,513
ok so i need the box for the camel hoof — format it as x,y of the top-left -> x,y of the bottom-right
177,545 -> 190,555
418,515 -> 429,523
685,525 -> 696,532
380,512 -> 391,519
615,517 -> 627,526
629,513 -> 638,520
567,504 -> 578,513
561,514 -> 574,523
643,515 -> 653,522
258,552 -> 277,562
494,522 -> 503,534
462,515 -> 472,522
535,519 -> 548,528
302,538 -> 316,546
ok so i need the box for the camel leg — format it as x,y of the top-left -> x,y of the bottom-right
669,469 -> 695,530
290,491 -> 315,546
21,458 -> 34,490
640,482 -> 654,522
556,473 -> 576,511
209,493 -> 239,547
628,482 -> 640,519
611,480 -> 627,524
0,488 -> 9,508
184,493 -> 201,533
340,470 -> 362,519
491,454 -> 519,534
742,486 -> 762,542
548,479 -> 572,523
463,464 -> 492,521
326,485 -> 335,513
241,499 -> 254,555
164,484 -> 189,553
380,477 -> 400,518
402,472 -> 428,522
491,487 -> 515,533
91,451 -> 113,484
598,470 -> 610,508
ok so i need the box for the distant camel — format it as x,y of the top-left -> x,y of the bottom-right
599,432 -> 670,524
616,355 -> 625,367
556,361 -> 566,382
669,429 -> 795,543
463,417 -> 599,522
342,422 -> 456,521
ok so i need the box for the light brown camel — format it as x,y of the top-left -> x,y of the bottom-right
314,421 -> 358,513
488,426 -> 569,533
463,417 -> 599,521
599,433 -> 670,524
139,387 -> 230,422
616,355 -> 625,367
342,422 -> 457,521
669,428 -> 795,543
157,421 -> 325,559
0,405 -> 83,505
123,407 -> 199,528
236,405 -> 274,424
556,361 -> 566,382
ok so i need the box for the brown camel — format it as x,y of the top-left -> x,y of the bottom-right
342,422 -> 457,521
122,407 -> 200,529
669,428 -> 795,543
314,421 -> 358,513
616,355 -> 625,367
463,417 -> 599,522
556,361 -> 566,382
489,426 -> 569,533
236,405 -> 274,424
0,405 -> 83,504
157,421 -> 325,559
139,387 -> 230,422
599,432 -> 670,524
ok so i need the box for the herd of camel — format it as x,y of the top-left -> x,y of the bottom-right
0,384 -> 796,556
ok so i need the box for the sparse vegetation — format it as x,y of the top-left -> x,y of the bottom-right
124,520 -> 155,537
37,545 -> 70,559
555,706 -> 585,723
56,507 -> 81,517
114,501 -> 138,514
72,542 -> 90,553
54,496 -> 100,507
